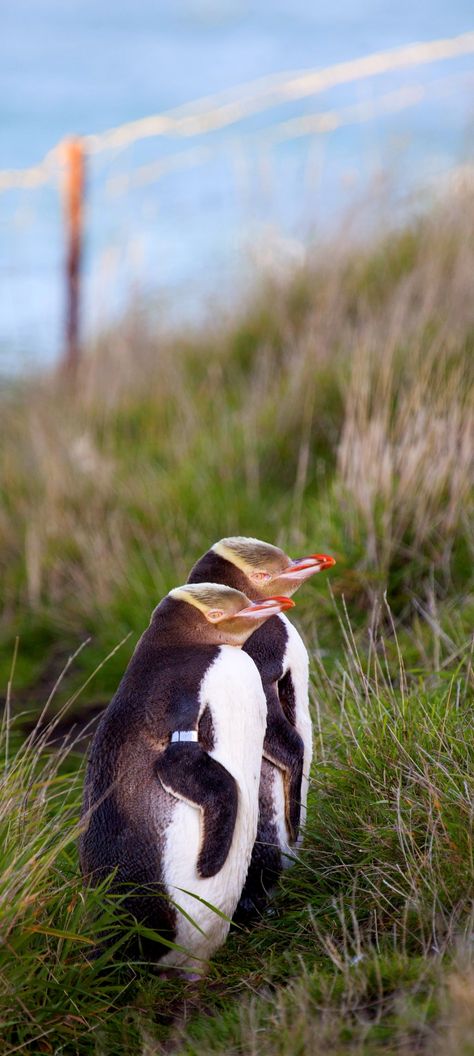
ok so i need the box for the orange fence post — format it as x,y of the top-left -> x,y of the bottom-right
62,137 -> 85,373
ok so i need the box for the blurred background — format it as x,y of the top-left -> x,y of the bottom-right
1,0 -> 473,372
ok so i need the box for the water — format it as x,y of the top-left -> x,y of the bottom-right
1,1 -> 473,369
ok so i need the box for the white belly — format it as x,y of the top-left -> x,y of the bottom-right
159,647 -> 266,971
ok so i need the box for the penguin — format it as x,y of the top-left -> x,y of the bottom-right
187,537 -> 335,918
79,581 -> 294,973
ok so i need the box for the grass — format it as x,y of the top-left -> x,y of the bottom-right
0,185 -> 473,1053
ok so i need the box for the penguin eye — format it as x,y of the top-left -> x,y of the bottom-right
251,570 -> 272,583
206,609 -> 225,623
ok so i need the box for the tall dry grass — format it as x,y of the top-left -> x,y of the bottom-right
338,342 -> 473,571
1,191 -> 473,669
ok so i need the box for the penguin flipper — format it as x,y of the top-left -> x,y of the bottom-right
155,743 -> 238,879
263,717 -> 304,843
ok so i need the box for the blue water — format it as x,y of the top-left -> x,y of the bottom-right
1,1 -> 473,368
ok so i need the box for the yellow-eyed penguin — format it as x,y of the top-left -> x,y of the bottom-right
79,582 -> 294,972
188,538 -> 335,919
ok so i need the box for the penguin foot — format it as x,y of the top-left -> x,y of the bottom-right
156,966 -> 205,984
232,896 -> 263,926
180,970 -> 203,984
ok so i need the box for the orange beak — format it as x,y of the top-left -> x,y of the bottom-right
232,596 -> 296,620
278,553 -> 336,583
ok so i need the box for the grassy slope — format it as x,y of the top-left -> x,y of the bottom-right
0,190 -> 473,1054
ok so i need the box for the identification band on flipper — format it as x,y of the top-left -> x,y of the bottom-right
171,730 -> 199,743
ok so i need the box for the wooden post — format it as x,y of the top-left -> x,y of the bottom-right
62,137 -> 85,373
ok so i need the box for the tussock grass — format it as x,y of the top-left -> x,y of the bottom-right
0,188 -> 473,1052
1,192 -> 473,704
338,343 -> 473,573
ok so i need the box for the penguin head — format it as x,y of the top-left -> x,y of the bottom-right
188,536 -> 335,601
167,582 -> 295,646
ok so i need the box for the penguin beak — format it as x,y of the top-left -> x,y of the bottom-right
278,553 -> 336,583
232,596 -> 296,620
